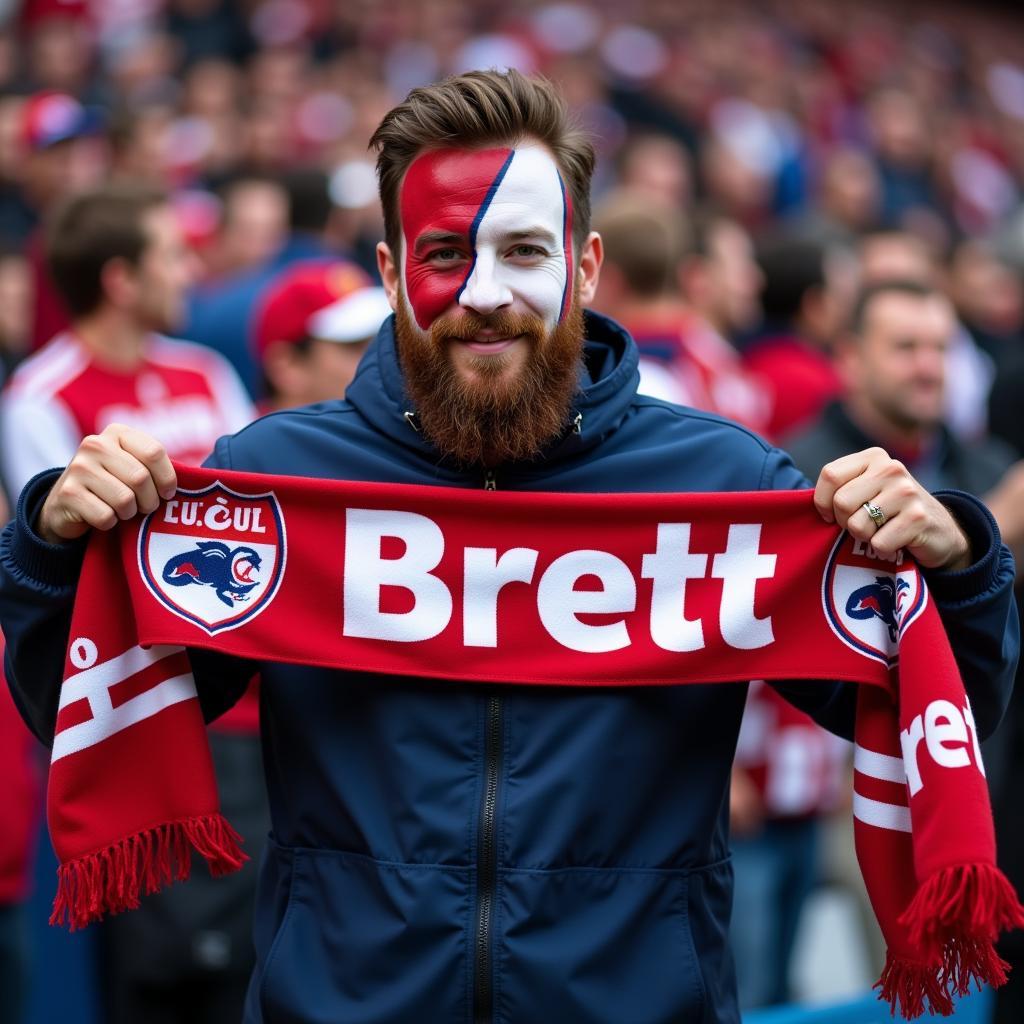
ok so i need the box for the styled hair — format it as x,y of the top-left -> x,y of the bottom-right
369,69 -> 595,259
850,278 -> 938,336
46,182 -> 168,318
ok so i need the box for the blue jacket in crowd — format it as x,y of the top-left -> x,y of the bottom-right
1,311 -> 1019,1024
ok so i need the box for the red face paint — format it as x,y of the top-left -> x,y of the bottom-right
399,148 -> 514,330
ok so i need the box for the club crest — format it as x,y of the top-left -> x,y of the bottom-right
138,482 -> 286,635
821,531 -> 926,667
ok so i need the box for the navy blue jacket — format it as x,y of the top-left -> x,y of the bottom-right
1,312 -> 1019,1024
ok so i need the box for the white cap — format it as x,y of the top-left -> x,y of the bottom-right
307,287 -> 393,344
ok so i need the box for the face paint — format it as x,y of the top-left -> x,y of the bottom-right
399,144 -> 574,331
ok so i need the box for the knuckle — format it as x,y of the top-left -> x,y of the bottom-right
96,508 -> 118,531
820,465 -> 842,486
125,466 -> 150,491
883,459 -> 906,478
139,441 -> 165,464
79,434 -> 104,455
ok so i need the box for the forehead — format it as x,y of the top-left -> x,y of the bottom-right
400,143 -> 565,243
866,292 -> 953,340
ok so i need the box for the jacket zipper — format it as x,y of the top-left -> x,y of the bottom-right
475,467 -> 501,1023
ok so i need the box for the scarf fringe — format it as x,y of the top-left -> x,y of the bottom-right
875,952 -> 955,1018
899,863 -> 1024,955
50,814 -> 246,930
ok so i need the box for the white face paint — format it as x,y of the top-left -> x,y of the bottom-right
399,143 -> 573,332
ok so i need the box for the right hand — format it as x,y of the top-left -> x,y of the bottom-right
37,424 -> 177,544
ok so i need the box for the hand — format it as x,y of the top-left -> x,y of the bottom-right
813,447 -> 971,571
37,424 -> 176,544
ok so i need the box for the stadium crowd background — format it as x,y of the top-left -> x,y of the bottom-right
0,0 -> 1023,1022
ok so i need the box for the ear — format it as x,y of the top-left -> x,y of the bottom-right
100,256 -> 136,309
377,242 -> 400,311
576,231 -> 603,306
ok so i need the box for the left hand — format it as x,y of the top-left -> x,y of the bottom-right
813,447 -> 971,571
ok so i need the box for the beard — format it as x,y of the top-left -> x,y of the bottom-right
394,293 -> 585,467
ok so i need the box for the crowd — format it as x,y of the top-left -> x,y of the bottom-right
0,0 -> 1023,1022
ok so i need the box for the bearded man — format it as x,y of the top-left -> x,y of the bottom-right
1,72 -> 1018,1024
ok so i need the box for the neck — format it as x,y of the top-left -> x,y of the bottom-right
73,308 -> 149,371
844,393 -> 935,455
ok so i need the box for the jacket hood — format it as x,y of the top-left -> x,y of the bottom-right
344,309 -> 641,473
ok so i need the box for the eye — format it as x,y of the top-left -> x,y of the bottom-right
427,247 -> 465,263
509,244 -> 547,259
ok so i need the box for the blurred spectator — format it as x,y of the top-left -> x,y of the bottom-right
859,229 -> 998,441
251,260 -> 387,411
186,166 -> 353,396
741,234 -> 848,441
591,191 -> 769,430
784,279 -> 1014,495
948,239 -> 1024,367
205,172 -> 289,279
16,92 -> 110,353
615,131 -> 694,209
0,181 -> 264,1024
729,682 -> 849,1009
798,147 -> 882,247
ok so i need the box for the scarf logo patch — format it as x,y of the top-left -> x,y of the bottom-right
821,532 -> 926,667
138,482 -> 287,635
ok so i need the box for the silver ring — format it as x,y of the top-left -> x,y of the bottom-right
863,501 -> 886,529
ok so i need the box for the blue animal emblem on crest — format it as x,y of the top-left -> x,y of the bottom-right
161,541 -> 263,608
844,575 -> 910,643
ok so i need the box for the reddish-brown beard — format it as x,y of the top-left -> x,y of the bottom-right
394,295 -> 585,467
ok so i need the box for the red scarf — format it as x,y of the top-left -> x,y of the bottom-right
49,464 -> 1022,1017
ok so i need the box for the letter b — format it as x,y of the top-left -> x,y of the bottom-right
343,509 -> 453,642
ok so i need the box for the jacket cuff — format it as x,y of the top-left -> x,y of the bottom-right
7,469 -> 87,589
925,490 -> 1004,605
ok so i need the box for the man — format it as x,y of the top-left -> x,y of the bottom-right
784,280 -> 1014,496
591,191 -> 769,431
252,259 -> 391,411
0,72 -> 1017,1024
0,182 -> 264,1024
0,183 -> 254,499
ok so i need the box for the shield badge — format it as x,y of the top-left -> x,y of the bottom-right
138,481 -> 287,635
821,532 -> 926,667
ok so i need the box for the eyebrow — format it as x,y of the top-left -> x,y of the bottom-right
413,230 -> 468,252
504,227 -> 558,245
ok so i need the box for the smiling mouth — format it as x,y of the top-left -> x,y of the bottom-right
458,335 -> 522,354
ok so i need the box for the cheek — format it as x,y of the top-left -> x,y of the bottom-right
403,257 -> 465,330
504,262 -> 570,328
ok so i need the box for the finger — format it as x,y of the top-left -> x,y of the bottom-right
50,480 -> 121,534
813,448 -> 885,523
115,426 -> 177,500
95,444 -> 162,515
77,464 -> 142,522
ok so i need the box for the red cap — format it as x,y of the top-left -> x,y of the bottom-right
253,260 -> 373,360
21,92 -> 103,152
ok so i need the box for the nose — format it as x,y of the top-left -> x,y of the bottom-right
458,250 -> 513,316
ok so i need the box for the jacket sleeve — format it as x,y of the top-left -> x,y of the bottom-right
0,456 -> 255,746
761,447 -> 1020,742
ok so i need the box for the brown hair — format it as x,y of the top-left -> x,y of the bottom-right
46,182 -> 168,318
369,69 -> 595,259
593,189 -> 689,298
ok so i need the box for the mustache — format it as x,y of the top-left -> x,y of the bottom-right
429,309 -> 548,344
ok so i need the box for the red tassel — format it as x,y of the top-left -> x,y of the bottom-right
50,814 -> 247,930
875,951 -> 955,1018
899,864 -> 1024,957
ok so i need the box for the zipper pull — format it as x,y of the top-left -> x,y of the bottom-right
483,470 -> 497,491
403,410 -> 420,433
572,412 -> 583,436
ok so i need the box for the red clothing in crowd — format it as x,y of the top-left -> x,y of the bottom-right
0,636 -> 43,904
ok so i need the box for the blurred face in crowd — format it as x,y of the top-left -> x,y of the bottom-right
378,141 -> 601,465
268,336 -> 371,408
126,204 -> 197,333
699,219 -> 763,336
842,290 -> 953,436
215,180 -> 288,275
